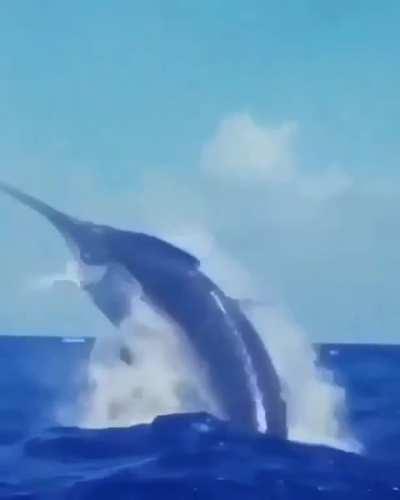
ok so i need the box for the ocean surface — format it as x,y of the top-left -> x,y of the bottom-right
0,337 -> 400,499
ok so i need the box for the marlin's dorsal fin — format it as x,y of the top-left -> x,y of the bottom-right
134,233 -> 200,269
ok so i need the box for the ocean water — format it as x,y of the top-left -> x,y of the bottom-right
0,338 -> 400,499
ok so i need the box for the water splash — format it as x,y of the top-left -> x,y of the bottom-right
247,305 -> 360,451
79,313 -> 219,429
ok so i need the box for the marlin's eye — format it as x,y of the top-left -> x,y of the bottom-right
81,248 -> 108,265
81,251 -> 93,264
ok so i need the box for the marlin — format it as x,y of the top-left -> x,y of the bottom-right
0,181 -> 287,438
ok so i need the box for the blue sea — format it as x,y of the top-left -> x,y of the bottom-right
1,337 -> 400,499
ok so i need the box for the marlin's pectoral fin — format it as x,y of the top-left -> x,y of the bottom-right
119,343 -> 134,365
85,262 -> 143,327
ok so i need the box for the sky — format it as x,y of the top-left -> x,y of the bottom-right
0,1 -> 400,342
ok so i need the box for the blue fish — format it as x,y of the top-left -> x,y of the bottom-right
0,182 -> 287,438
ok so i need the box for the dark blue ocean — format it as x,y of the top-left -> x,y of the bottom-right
1,337 -> 400,499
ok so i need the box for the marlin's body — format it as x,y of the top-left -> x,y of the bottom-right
0,182 -> 287,438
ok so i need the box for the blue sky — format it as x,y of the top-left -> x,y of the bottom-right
0,1 -> 400,341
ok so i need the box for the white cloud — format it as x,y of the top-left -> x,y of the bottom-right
201,113 -> 297,183
201,113 -> 353,200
